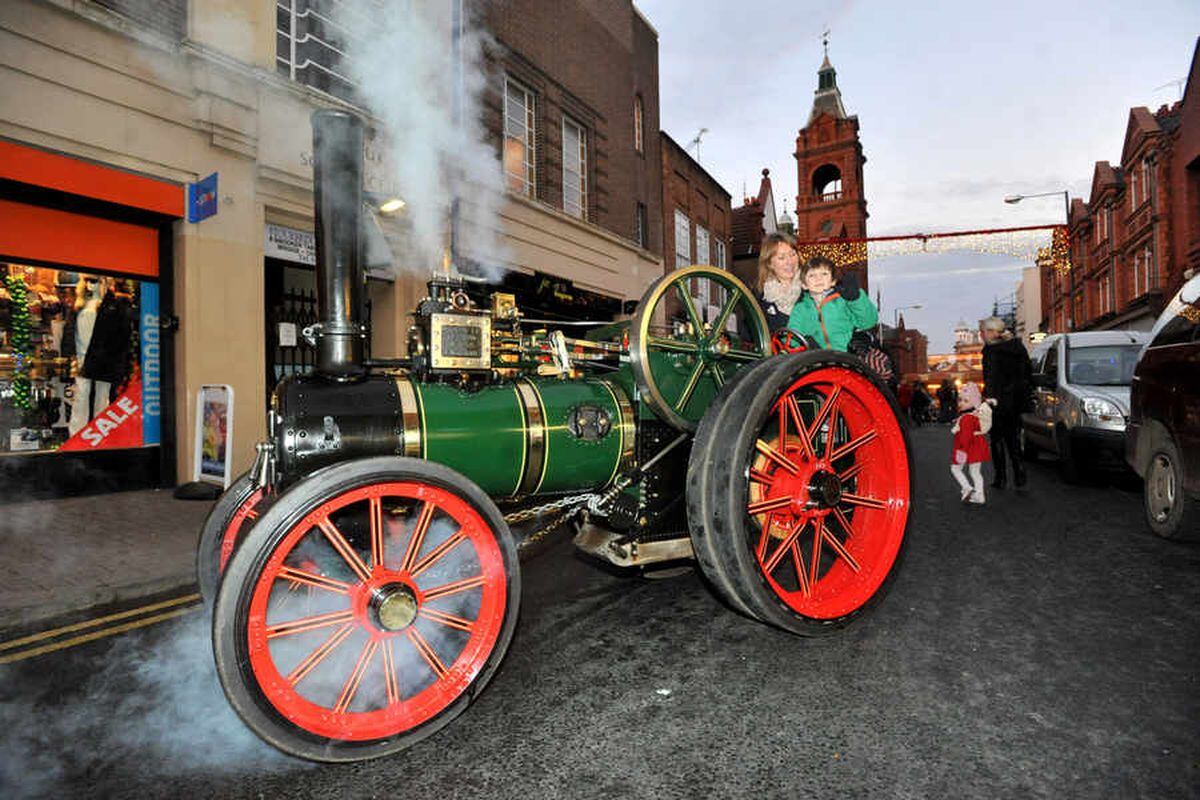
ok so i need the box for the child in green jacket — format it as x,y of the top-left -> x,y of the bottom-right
786,256 -> 878,351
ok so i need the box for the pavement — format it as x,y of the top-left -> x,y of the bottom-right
0,489 -> 214,631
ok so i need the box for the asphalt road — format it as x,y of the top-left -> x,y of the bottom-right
2,426 -> 1198,799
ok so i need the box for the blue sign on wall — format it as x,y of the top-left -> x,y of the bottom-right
187,172 -> 218,223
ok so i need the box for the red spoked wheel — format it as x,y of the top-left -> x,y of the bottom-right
197,472 -> 266,606
771,329 -> 809,355
686,351 -> 911,634
213,457 -> 519,762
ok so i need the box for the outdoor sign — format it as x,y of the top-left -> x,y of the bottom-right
193,384 -> 234,488
187,172 -> 218,223
265,223 -> 316,265
140,281 -> 161,445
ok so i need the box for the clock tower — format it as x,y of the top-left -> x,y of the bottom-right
793,47 -> 869,286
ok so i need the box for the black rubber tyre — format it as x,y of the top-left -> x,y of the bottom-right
1019,427 -> 1039,462
1056,428 -> 1081,484
196,472 -> 264,607
686,351 -> 913,636
212,457 -> 520,763
686,355 -> 799,622
1143,434 -> 1196,541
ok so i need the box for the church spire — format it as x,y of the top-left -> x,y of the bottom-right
810,35 -> 847,122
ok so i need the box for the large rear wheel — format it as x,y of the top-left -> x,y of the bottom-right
213,457 -> 519,762
687,351 -> 911,635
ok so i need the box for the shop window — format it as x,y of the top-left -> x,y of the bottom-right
1,263 -> 160,454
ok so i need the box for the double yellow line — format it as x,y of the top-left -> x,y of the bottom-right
0,593 -> 202,665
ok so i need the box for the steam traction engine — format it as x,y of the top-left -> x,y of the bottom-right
199,111 -> 912,762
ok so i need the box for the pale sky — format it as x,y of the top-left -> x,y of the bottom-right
636,0 -> 1200,350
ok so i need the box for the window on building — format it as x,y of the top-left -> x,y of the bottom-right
695,226 -> 710,265
1132,246 -> 1156,297
96,0 -> 186,40
674,210 -> 691,269
562,116 -> 588,219
1143,159 -> 1155,210
1130,169 -> 1139,211
276,0 -> 357,101
1099,272 -> 1113,315
1143,244 -> 1155,294
715,239 -> 727,269
633,95 -> 644,154
813,164 -> 842,201
635,202 -> 648,248
504,77 -> 537,198
1106,205 -> 1113,241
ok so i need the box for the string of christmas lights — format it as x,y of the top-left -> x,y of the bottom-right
5,274 -> 33,413
795,224 -> 1072,275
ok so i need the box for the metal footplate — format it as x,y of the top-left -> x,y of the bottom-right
572,522 -> 694,568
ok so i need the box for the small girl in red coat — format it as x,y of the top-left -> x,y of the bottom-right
951,382 -> 992,504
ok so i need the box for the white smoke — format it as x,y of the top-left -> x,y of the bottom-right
338,0 -> 509,278
0,614 -> 300,800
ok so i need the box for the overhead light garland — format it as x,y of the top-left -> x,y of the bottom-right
795,224 -> 1071,274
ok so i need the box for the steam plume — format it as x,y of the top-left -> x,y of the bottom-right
338,0 -> 508,278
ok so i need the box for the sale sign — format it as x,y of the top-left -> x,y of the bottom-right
60,382 -> 144,451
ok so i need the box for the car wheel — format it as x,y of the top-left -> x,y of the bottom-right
1056,429 -> 1081,484
1143,435 -> 1196,541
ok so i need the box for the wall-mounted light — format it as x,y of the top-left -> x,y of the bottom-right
378,198 -> 406,214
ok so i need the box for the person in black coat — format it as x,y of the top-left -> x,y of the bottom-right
980,317 -> 1033,488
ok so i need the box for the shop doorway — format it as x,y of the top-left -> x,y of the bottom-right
264,257 -> 374,401
264,257 -> 318,397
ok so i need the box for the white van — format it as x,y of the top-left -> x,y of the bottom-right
1019,330 -> 1150,481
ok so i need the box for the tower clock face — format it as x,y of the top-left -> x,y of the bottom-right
821,219 -> 834,235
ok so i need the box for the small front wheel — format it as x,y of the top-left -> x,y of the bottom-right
196,472 -> 265,606
213,457 -> 520,762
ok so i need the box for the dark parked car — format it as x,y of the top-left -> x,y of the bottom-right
1126,273 -> 1200,540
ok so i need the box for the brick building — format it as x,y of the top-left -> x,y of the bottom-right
480,0 -> 664,311
882,316 -> 928,380
793,51 -> 870,288
659,131 -> 732,273
730,169 -> 778,289
1043,38 -> 1200,333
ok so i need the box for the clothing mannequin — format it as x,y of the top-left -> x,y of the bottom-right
68,278 -> 109,435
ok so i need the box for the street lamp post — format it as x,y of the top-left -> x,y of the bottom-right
893,303 -> 923,329
1004,190 -> 1072,331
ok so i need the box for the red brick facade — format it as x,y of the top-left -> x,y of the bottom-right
659,132 -> 732,274
480,0 -> 662,255
1042,39 -> 1200,333
793,55 -> 869,287
884,317 -> 929,380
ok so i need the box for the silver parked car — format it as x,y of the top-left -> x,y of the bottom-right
1019,330 -> 1150,481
